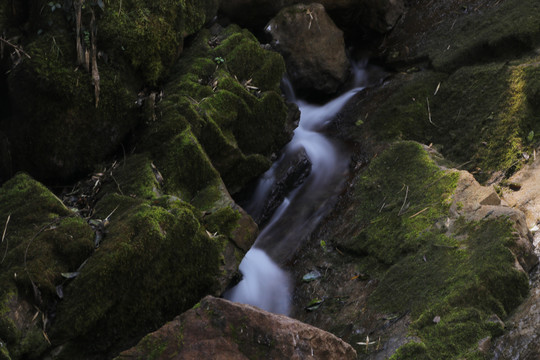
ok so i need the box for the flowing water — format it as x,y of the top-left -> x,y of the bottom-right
225,61 -> 371,315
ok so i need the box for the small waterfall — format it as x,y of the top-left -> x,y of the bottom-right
225,62 -> 370,315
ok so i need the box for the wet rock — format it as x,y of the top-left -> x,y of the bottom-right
116,295 -> 357,360
266,3 -> 350,95
253,148 -> 312,226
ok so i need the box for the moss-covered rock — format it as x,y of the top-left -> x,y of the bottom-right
98,0 -> 219,85
2,0 -> 220,183
0,173 -> 94,360
144,24 -> 291,195
362,56 -> 540,182
353,144 -> 529,358
49,193 -> 226,355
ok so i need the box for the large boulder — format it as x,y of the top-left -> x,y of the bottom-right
266,3 -> 350,95
116,295 -> 357,360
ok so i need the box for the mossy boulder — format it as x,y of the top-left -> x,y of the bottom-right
45,150 -> 255,357
0,173 -> 94,360
143,24 -> 291,195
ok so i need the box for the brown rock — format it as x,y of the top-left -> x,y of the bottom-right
266,3 -> 350,95
117,296 -> 357,360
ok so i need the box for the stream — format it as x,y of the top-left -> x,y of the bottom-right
225,61 -> 370,315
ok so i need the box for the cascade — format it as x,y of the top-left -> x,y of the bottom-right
225,61 -> 371,315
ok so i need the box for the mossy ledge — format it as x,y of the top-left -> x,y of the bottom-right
333,142 -> 529,359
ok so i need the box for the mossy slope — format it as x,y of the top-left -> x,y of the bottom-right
333,142 -> 529,359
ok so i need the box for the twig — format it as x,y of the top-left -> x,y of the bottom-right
409,207 -> 428,218
110,174 -> 124,195
1,214 -> 10,263
0,37 -> 31,59
426,97 -> 437,127
398,185 -> 409,216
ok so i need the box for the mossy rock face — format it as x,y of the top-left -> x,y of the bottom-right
6,32 -> 138,182
328,142 -> 529,359
0,173 -> 94,360
363,56 -> 540,182
49,193 -> 226,355
145,24 -> 291,195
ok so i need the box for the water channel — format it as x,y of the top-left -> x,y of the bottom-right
225,61 -> 371,315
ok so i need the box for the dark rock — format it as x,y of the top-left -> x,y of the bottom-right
253,147 -> 312,226
219,0 -> 403,34
116,295 -> 357,360
265,3 -> 350,95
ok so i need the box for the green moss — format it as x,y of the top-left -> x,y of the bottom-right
369,58 -> 540,182
425,0 -> 540,71
51,194 -> 225,353
337,143 -> 528,359
159,127 -> 221,202
389,342 -> 429,360
203,206 -> 242,238
338,142 -> 459,264
98,0 -> 218,84
0,174 -> 94,359
101,154 -> 161,199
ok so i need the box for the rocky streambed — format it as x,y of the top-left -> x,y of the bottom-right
1,0 -> 540,359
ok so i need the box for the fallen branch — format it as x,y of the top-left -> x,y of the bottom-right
0,36 -> 31,59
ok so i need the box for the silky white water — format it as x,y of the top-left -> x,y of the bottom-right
225,62 -> 370,315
